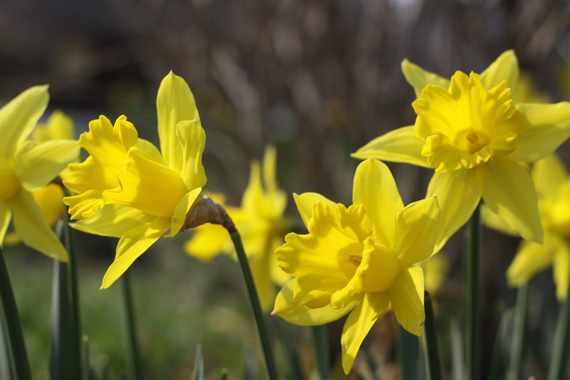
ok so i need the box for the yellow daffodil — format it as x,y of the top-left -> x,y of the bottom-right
4,111 -> 75,245
353,51 -> 570,250
185,146 -> 290,310
498,155 -> 570,301
272,159 -> 440,374
63,72 -> 206,289
0,86 -> 79,260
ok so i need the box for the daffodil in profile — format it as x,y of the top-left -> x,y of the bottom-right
185,145 -> 290,310
353,51 -> 570,250
63,72 -> 206,289
0,86 -> 79,260
272,159 -> 440,374
491,155 -> 570,301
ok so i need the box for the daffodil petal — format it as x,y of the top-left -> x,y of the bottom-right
401,60 -> 450,98
71,205 -> 155,238
166,187 -> 202,237
293,192 -> 336,227
427,169 -> 481,252
532,155 -> 567,198
242,160 -> 263,213
389,266 -> 425,336
250,252 -> 275,311
353,159 -> 404,247
32,184 -> 64,226
509,102 -> 570,162
184,224 -> 229,261
481,158 -> 543,243
33,110 -> 74,141
394,196 -> 440,267
100,218 -> 169,289
0,201 -> 12,245
134,138 -> 164,164
507,236 -> 557,287
480,205 -> 519,237
15,140 -> 79,191
263,145 -> 278,193
12,190 -> 68,261
272,279 -> 358,326
351,127 -> 429,167
177,120 -> 207,190
553,243 -> 570,301
480,50 -> 519,101
0,85 -> 49,160
341,292 -> 390,374
156,72 -> 200,171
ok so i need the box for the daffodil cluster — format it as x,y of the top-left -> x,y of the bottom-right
353,51 -> 570,250
185,146 -> 290,310
63,72 -> 206,289
272,159 -> 441,373
0,87 -> 79,260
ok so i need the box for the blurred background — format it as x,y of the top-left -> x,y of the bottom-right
2,0 -> 570,378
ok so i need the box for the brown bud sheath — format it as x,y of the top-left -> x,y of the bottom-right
181,195 -> 236,233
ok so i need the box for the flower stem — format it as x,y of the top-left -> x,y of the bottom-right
423,292 -> 442,380
397,324 -> 418,380
507,283 -> 529,380
230,232 -> 279,380
50,218 -> 82,379
120,271 -> 142,380
467,204 -> 481,380
0,247 -> 31,380
311,325 -> 330,380
548,292 -> 570,380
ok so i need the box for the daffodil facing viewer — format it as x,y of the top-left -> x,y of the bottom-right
353,51 -> 570,250
185,145 -> 290,310
502,155 -> 570,302
64,72 -> 206,289
272,159 -> 441,374
0,86 -> 79,260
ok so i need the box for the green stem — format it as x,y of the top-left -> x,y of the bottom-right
311,325 -> 329,380
0,247 -> 31,380
66,214 -> 82,360
50,219 -> 81,380
467,205 -> 481,380
548,292 -> 570,380
423,292 -> 442,380
230,232 -> 279,380
0,297 -> 15,380
275,317 -> 304,380
120,271 -> 142,380
397,324 -> 418,380
507,283 -> 529,380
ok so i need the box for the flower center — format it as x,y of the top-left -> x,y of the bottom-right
0,161 -> 21,201
455,130 -> 490,155
413,71 -> 527,173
